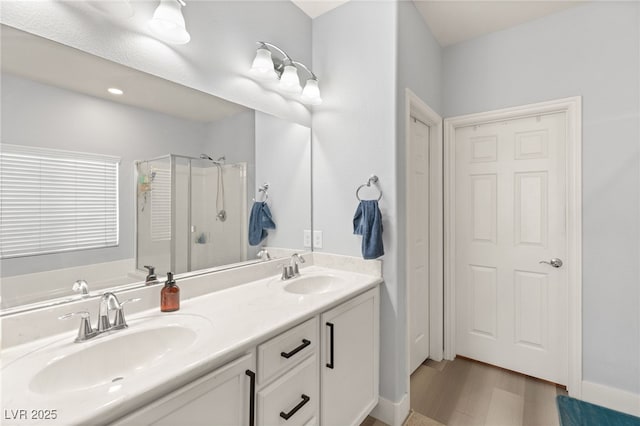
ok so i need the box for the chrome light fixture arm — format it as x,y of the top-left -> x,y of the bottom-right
292,61 -> 318,81
257,41 -> 294,77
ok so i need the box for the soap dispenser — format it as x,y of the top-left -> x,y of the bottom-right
160,272 -> 180,312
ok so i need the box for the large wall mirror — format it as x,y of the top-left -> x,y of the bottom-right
0,25 -> 312,311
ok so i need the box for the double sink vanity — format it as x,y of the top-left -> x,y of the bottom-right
1,253 -> 381,426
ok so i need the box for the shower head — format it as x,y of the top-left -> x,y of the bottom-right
200,154 -> 226,166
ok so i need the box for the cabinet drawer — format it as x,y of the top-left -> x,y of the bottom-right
258,317 -> 318,385
257,354 -> 319,426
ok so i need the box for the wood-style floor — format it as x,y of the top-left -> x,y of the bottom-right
362,357 -> 567,426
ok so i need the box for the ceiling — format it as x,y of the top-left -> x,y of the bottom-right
1,26 -> 248,123
292,0 -> 585,46
291,0 -> 349,19
413,1 -> 585,46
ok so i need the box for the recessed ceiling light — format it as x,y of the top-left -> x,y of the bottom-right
108,87 -> 124,96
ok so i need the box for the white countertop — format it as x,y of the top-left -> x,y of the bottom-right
1,260 -> 382,426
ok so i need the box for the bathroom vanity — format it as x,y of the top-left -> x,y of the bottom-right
0,253 -> 381,426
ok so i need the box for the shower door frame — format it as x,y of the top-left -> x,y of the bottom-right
136,154 -> 249,275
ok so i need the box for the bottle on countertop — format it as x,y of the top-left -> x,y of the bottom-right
160,272 -> 180,312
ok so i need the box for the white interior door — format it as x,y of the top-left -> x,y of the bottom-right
408,117 -> 430,374
454,112 -> 568,385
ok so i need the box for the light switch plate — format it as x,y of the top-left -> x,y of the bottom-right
313,230 -> 323,249
303,230 -> 312,248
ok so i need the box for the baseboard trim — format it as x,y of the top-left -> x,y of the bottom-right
370,394 -> 410,426
581,380 -> 640,417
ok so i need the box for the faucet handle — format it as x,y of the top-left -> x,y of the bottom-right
278,264 -> 292,280
59,311 -> 96,342
112,298 -> 141,330
59,311 -> 90,320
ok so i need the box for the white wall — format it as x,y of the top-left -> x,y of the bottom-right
0,0 -> 312,126
443,2 -> 640,395
255,111 -> 311,251
312,1 -> 402,402
1,73 -> 206,276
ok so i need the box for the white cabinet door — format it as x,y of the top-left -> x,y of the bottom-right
111,352 -> 256,426
320,287 -> 379,426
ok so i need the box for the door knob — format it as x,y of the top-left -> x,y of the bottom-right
539,258 -> 563,268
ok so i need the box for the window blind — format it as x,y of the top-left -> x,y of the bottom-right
150,167 -> 171,241
0,144 -> 120,259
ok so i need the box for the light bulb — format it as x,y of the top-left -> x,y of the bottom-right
279,65 -> 301,93
301,79 -> 322,105
148,0 -> 191,45
250,47 -> 277,80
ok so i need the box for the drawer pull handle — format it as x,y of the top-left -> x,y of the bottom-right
245,370 -> 256,426
279,394 -> 310,420
280,339 -> 311,359
326,322 -> 334,369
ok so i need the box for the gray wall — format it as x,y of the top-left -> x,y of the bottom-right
255,111 -> 311,251
443,2 -> 640,394
1,73 -> 206,276
312,1 -> 402,402
395,0 -> 444,386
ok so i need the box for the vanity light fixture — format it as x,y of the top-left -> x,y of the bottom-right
250,42 -> 322,105
148,0 -> 191,45
107,87 -> 124,96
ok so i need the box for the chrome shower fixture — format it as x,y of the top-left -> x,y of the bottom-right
199,154 -> 225,165
200,154 -> 227,222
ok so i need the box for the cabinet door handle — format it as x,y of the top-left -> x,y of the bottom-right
326,322 -> 334,369
279,394 -> 310,420
245,370 -> 256,426
280,339 -> 311,359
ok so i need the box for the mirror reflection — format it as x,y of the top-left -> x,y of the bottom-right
0,26 -> 312,311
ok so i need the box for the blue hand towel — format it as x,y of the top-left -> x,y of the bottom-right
248,201 -> 276,246
353,200 -> 384,259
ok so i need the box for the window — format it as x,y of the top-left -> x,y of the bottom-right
150,167 -> 171,241
0,144 -> 119,259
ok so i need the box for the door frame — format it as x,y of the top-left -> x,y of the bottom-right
443,96 -> 582,396
404,88 -> 444,380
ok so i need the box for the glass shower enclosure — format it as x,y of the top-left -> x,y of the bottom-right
135,154 -> 247,276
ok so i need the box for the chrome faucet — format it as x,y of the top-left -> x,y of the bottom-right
97,292 -> 122,332
281,253 -> 305,280
72,279 -> 90,297
144,265 -> 158,284
59,292 -> 139,343
257,248 -> 271,261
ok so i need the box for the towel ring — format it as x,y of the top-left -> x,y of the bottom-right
356,175 -> 382,201
254,183 -> 269,202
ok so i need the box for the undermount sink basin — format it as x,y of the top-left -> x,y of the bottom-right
30,326 -> 194,394
283,274 -> 343,295
21,314 -> 212,395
